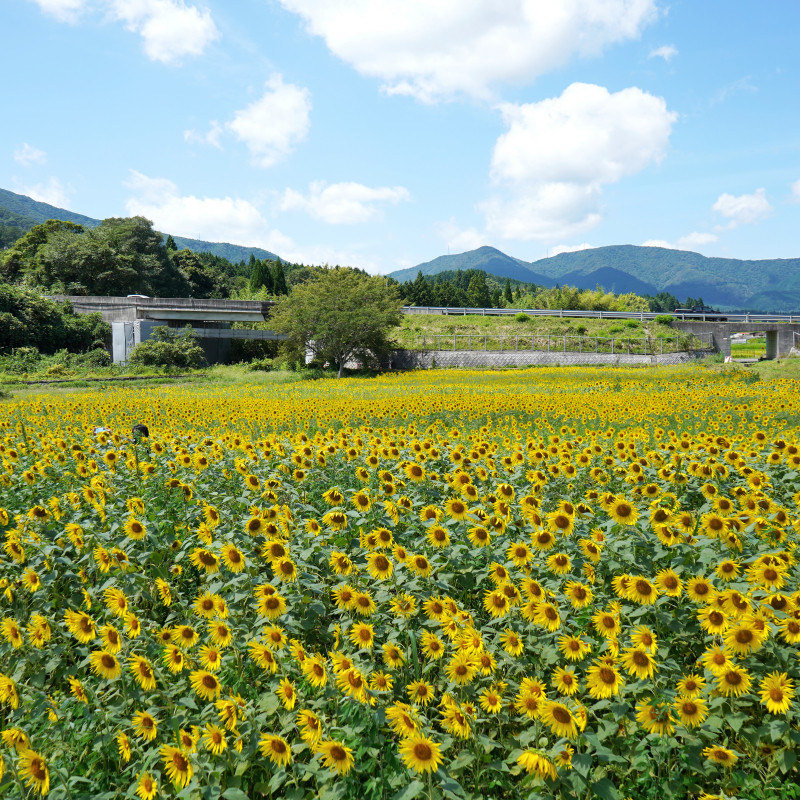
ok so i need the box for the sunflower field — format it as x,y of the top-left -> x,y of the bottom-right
0,366 -> 799,800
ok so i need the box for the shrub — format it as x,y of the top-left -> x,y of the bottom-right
514,312 -> 530,322
575,324 -> 588,335
247,358 -> 274,372
654,314 -> 674,326
608,325 -> 624,334
128,326 -> 207,370
624,320 -> 639,329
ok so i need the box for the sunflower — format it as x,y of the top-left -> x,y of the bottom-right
163,644 -> 186,674
129,655 -> 157,690
399,734 -> 444,774
64,610 -> 95,644
301,655 -> 327,687
420,631 -> 446,660
674,695 -> 708,728
586,661 -> 623,699
408,554 -> 433,578
723,619 -> 766,656
591,609 -> 621,640
546,552 -> 571,575
297,708 -> 324,745
366,552 -> 393,580
635,700 -> 675,736
499,629 -> 524,657
702,745 -> 738,767
715,666 -> 752,697
517,750 -> 558,780
758,671 -> 795,715
558,635 -> 592,662
89,649 -> 122,680
189,548 -> 220,574
625,577 -> 659,605
686,576 -> 716,604
124,518 -> 146,541
541,700 -> 579,738
382,641 -> 405,668
468,526 -> 492,547
389,593 -> 417,618
479,687 -> 503,714
132,710 -> 158,742
552,667 -> 580,696
445,652 -> 479,686
563,580 -> 593,609
318,739 -> 354,775
189,669 -> 222,701
483,589 -> 511,619
697,607 -> 729,635
18,749 -> 49,796
221,544 -> 245,573
116,730 -> 132,763
202,723 -> 227,756
621,647 -> 657,680
407,679 -> 435,706
160,745 -> 193,789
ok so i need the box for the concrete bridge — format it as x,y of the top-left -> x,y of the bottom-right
673,321 -> 800,358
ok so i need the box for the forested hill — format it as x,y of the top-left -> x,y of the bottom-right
390,244 -> 800,312
0,188 -> 279,262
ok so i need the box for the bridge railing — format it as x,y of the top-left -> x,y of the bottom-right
407,332 -> 713,354
402,306 -> 800,322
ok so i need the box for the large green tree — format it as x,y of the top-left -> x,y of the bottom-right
269,268 -> 403,377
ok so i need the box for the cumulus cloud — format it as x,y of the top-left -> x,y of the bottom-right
15,177 -> 71,208
482,82 -> 677,241
712,187 -> 771,229
125,170 -> 275,245
434,219 -> 485,253
30,0 -> 218,63
184,121 -> 224,149
280,181 -> 410,224
548,243 -> 596,256
648,44 -> 677,61
225,75 -> 311,167
642,231 -> 719,251
108,0 -> 219,64
14,143 -> 47,166
29,0 -> 86,23
279,0 -> 658,102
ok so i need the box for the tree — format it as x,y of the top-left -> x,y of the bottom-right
466,272 -> 491,308
504,278 -> 513,305
269,268 -> 403,377
271,258 -> 288,296
249,259 -> 274,294
128,326 -> 206,370
165,234 -> 177,251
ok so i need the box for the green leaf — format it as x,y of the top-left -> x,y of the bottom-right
776,748 -> 797,773
770,718 -> 789,742
592,777 -> 622,800
727,711 -> 748,733
449,751 -> 475,771
222,790 -> 250,800
391,780 -> 425,800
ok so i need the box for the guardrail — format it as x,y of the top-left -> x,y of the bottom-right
407,332 -> 713,355
401,306 -> 800,323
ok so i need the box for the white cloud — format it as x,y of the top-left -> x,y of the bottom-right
14,143 -> 47,166
225,75 -> 311,167
548,243 -> 595,256
434,219 -> 485,253
109,0 -> 219,64
125,170 -> 274,245
642,231 -> 719,251
15,177 -> 71,208
712,187 -> 771,228
280,181 -> 410,224
711,76 -> 757,105
279,0 -> 659,102
184,121 -> 224,149
29,0 -> 86,23
790,178 -> 800,202
648,44 -> 677,61
482,82 -> 677,241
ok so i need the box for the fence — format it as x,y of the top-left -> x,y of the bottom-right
410,332 -> 714,355
402,306 -> 800,323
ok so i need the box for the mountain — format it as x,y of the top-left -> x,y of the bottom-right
390,244 -> 800,311
391,246 -> 556,285
0,188 -> 279,263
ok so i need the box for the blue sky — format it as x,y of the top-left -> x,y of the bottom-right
3,0 -> 799,274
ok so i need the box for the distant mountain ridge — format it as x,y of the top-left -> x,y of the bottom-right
0,188 -> 279,263
390,245 -> 800,312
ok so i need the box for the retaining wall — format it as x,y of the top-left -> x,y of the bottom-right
388,349 -> 709,370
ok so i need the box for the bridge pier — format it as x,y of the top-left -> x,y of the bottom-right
673,321 -> 800,359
